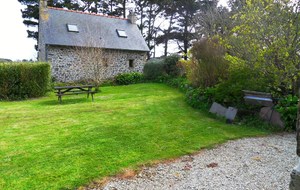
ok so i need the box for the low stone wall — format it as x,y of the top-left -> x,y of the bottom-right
47,46 -> 147,82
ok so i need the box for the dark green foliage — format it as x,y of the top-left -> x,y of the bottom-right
163,54 -> 180,77
144,55 -> 182,81
115,72 -> 144,85
185,87 -> 216,110
213,66 -> 269,107
143,59 -> 166,80
275,95 -> 298,131
0,62 -> 50,100
160,76 -> 191,92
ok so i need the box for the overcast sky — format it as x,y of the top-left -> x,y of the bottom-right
0,0 -> 228,61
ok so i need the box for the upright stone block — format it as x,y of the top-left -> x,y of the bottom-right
290,161 -> 300,190
225,107 -> 238,123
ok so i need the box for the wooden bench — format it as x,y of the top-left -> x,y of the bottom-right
54,85 -> 98,103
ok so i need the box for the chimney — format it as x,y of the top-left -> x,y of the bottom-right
38,0 -> 49,61
127,11 -> 137,24
39,0 -> 48,9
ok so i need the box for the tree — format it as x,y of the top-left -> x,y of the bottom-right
172,0 -> 201,60
134,0 -> 163,58
194,4 -> 231,38
155,0 -> 178,56
225,0 -> 300,95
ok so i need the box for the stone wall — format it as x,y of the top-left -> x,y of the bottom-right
47,45 -> 147,82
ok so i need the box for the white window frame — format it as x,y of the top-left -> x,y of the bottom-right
116,29 -> 127,38
67,24 -> 79,32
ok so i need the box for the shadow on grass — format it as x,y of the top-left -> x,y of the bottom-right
38,97 -> 94,106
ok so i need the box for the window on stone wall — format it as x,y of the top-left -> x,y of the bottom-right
129,59 -> 134,68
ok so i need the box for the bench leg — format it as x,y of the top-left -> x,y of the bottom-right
87,92 -> 90,99
91,93 -> 94,102
58,95 -> 62,104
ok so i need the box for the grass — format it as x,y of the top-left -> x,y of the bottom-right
0,83 -> 270,189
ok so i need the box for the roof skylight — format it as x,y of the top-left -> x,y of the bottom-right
116,29 -> 127,38
67,24 -> 79,32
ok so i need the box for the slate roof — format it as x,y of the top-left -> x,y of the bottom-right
42,7 -> 149,52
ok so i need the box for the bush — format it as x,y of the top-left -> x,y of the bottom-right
0,62 -> 50,100
185,87 -> 216,109
115,72 -> 144,85
210,55 -> 270,107
143,59 -> 166,80
163,54 -> 180,77
144,55 -> 182,81
186,38 -> 229,88
161,76 -> 191,92
275,95 -> 298,131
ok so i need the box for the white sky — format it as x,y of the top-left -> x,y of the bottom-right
0,0 -> 37,61
0,0 -> 228,61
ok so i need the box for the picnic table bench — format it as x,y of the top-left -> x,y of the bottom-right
54,85 -> 98,103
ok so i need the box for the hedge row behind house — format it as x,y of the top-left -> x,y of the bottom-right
0,62 -> 50,100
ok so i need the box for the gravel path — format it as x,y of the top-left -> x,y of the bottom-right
93,133 -> 298,190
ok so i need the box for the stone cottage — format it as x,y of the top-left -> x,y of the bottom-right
38,0 -> 149,82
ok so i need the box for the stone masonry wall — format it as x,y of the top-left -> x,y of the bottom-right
47,46 -> 147,82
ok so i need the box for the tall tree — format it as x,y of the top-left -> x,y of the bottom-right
172,0 -> 201,59
225,0 -> 300,94
155,0 -> 178,56
134,0 -> 163,58
195,3 -> 231,38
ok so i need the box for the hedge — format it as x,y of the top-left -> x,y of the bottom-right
0,62 -> 50,100
115,72 -> 144,85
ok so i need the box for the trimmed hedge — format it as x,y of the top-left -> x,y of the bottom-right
143,59 -> 166,80
0,62 -> 50,100
115,72 -> 144,85
143,55 -> 180,81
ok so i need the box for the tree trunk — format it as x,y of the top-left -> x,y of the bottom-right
183,17 -> 189,60
164,14 -> 174,57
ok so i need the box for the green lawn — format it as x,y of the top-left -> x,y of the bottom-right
0,83 -> 269,189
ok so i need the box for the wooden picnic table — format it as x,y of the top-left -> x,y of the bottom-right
54,85 -> 97,103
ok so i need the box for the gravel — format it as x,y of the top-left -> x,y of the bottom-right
92,133 -> 299,190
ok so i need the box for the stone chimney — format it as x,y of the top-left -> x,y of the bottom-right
39,0 -> 47,9
38,0 -> 49,61
127,11 -> 137,24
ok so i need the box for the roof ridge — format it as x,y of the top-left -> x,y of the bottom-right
48,7 -> 128,20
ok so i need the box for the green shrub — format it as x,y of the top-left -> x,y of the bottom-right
275,95 -> 298,131
143,59 -> 166,80
163,54 -> 180,77
185,87 -> 216,109
0,62 -> 50,100
115,72 -> 144,85
211,55 -> 270,107
144,55 -> 182,81
187,38 -> 229,88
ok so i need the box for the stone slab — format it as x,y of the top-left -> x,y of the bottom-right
259,107 -> 284,128
209,102 -> 227,117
